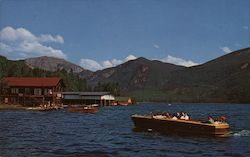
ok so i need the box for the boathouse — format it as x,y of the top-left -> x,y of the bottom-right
0,77 -> 63,106
62,92 -> 115,106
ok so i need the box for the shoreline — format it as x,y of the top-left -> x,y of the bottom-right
0,104 -> 27,110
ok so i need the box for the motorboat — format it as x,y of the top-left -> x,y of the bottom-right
67,105 -> 98,113
131,114 -> 230,136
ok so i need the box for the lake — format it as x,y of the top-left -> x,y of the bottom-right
0,103 -> 250,157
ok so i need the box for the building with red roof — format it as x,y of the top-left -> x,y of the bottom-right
0,77 -> 64,106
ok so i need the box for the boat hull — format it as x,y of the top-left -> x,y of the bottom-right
131,115 -> 229,136
68,107 -> 98,113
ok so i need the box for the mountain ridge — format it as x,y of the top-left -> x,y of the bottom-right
1,47 -> 250,103
25,56 -> 93,78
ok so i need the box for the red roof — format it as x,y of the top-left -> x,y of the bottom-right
3,77 -> 62,87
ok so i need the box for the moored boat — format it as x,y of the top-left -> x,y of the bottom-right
131,114 -> 230,136
67,106 -> 98,113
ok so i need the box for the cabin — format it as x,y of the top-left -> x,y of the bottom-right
113,97 -> 133,105
62,92 -> 115,106
0,77 -> 63,106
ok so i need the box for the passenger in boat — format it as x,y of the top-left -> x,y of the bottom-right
219,116 -> 227,123
176,112 -> 181,119
180,112 -> 186,120
208,116 -> 215,124
172,112 -> 180,120
163,113 -> 171,118
172,116 -> 178,120
184,113 -> 189,120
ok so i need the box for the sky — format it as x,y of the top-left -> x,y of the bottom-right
0,0 -> 249,71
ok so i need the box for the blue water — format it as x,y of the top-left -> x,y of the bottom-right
0,103 -> 250,157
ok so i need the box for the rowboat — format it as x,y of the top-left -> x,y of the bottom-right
131,114 -> 230,136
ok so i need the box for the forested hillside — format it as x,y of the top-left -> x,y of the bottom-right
0,56 -> 87,92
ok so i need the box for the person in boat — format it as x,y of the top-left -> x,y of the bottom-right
180,112 -> 190,120
176,112 -> 181,119
172,116 -> 178,120
180,112 -> 185,120
184,113 -> 189,120
172,112 -> 180,120
219,116 -> 227,123
163,113 -> 171,118
208,116 -> 215,124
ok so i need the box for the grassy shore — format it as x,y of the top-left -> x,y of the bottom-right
0,104 -> 27,110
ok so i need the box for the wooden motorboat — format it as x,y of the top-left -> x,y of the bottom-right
67,106 -> 98,113
131,114 -> 230,136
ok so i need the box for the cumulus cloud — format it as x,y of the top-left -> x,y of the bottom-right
80,59 -> 103,71
0,26 -> 64,43
125,55 -> 137,61
80,55 -> 137,71
153,44 -> 160,49
220,46 -> 232,54
159,55 -> 198,67
39,34 -> 64,43
0,26 -> 66,59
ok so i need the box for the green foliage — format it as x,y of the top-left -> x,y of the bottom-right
94,82 -> 120,96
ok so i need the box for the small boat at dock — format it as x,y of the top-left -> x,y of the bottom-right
131,114 -> 230,136
67,105 -> 98,113
26,106 -> 63,111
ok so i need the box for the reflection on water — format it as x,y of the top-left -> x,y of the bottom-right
0,103 -> 250,157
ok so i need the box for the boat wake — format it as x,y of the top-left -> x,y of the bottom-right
232,130 -> 250,137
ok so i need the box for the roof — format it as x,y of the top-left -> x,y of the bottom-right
62,92 -> 111,96
3,77 -> 62,87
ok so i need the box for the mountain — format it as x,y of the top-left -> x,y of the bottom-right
87,47 -> 250,103
1,47 -> 249,103
162,47 -> 250,103
0,56 -> 88,92
25,56 -> 92,78
87,57 -> 184,90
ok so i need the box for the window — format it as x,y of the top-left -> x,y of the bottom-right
44,88 -> 48,95
11,88 -> 19,94
44,89 -> 52,95
34,88 -> 42,95
25,88 -> 30,94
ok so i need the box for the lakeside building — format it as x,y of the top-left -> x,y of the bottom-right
0,77 -> 63,106
62,92 -> 115,106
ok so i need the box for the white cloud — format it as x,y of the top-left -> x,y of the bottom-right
80,55 -> 137,71
153,44 -> 160,49
0,26 -> 64,43
125,54 -> 137,61
0,26 -> 67,59
80,59 -> 103,71
39,34 -> 64,43
220,46 -> 232,54
159,55 -> 199,67
242,26 -> 249,30
0,42 -> 12,53
111,59 -> 123,65
102,60 -> 113,68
